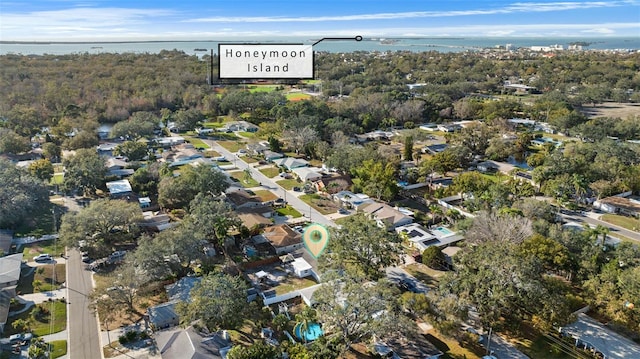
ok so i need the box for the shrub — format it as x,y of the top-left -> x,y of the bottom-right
422,246 -> 446,270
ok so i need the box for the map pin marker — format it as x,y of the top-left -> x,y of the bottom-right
302,223 -> 330,259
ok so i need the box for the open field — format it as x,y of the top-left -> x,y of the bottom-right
299,194 -> 340,215
217,140 -> 246,152
286,93 -> 312,101
184,137 -> 210,149
253,190 -> 278,202
259,166 -> 280,178
275,179 -> 300,190
578,102 -> 640,119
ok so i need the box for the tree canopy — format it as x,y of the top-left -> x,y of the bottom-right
0,159 -> 49,228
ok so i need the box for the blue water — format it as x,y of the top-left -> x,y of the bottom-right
434,227 -> 453,235
294,322 -> 323,341
2,37 -> 638,55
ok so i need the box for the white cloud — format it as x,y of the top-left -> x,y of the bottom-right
581,27 -> 616,34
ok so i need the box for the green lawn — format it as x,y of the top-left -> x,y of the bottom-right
276,205 -> 302,218
49,340 -> 68,359
274,276 -> 318,295
247,85 -> 279,93
203,150 -> 221,158
228,171 -> 260,187
276,179 -> 300,190
218,140 -> 246,152
601,214 -> 640,231
6,300 -> 67,336
243,156 -> 259,164
253,190 -> 278,202
238,131 -> 257,138
50,173 -> 64,185
259,167 -> 281,178
404,263 -> 446,289
286,93 -> 312,101
426,330 -> 483,359
185,137 -> 210,149
22,240 -> 65,262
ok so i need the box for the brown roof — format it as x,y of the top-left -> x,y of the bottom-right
600,196 -> 640,214
238,213 -> 272,228
262,225 -> 302,248
361,202 -> 412,227
225,190 -> 262,207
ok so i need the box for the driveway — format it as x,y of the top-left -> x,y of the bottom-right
203,139 -> 336,228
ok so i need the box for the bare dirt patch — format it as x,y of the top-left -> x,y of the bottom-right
578,102 -> 640,119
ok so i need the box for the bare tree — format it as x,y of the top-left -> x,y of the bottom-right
282,126 -> 318,154
465,210 -> 533,244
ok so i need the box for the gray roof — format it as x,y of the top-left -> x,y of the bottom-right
561,314 -> 640,359
0,230 -> 13,256
0,253 -> 23,285
148,302 -> 178,328
166,277 -> 202,302
155,326 -> 231,359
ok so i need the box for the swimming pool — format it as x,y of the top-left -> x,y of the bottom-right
434,227 -> 453,236
294,322 -> 323,341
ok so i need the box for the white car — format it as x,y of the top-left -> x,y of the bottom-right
33,254 -> 52,262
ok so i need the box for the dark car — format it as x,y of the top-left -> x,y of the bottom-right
398,279 -> 421,293
338,208 -> 349,215
292,186 -> 301,192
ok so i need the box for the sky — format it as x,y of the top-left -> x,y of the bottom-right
1,0 -> 639,41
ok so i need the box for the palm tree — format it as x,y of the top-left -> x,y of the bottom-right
295,306 -> 316,343
429,204 -> 443,225
596,225 -> 610,248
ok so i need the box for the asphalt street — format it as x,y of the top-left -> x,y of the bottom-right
67,248 -> 101,359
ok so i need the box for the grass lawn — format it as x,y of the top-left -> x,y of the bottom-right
404,263 -> 446,289
276,205 -> 302,218
479,172 -> 508,183
238,131 -> 257,138
286,93 -> 312,101
253,190 -> 278,202
185,137 -> 210,149
259,166 -> 281,178
35,264 -> 66,292
243,156 -> 259,164
22,240 -> 65,262
601,214 -> 640,231
274,276 -> 318,295
203,150 -> 221,158
247,85 -> 279,93
426,330 -> 483,359
218,140 -> 246,152
49,340 -> 68,359
228,171 -> 260,187
51,173 -> 64,185
299,194 -> 340,215
7,300 -> 67,336
509,324 -> 585,359
276,179 -> 301,190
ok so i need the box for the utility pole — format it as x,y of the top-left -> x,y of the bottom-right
486,326 -> 493,356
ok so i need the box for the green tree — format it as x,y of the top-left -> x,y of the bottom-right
422,246 -> 446,270
0,128 -> 31,154
129,165 -> 160,196
28,337 -> 48,359
63,130 -> 99,150
352,159 -> 399,201
90,261 -> 146,314
226,342 -> 280,359
157,165 -> 229,209
319,214 -> 402,280
59,199 -> 142,257
403,136 -> 414,161
110,111 -> 157,139
42,142 -> 61,162
12,318 -> 30,333
272,313 -> 290,333
267,135 -> 282,152
187,193 -> 241,257
312,272 -> 416,353
519,234 -> 571,272
113,141 -> 148,161
62,148 -> 106,196
176,272 -> 248,331
242,168 -> 253,184
0,159 -> 49,228
172,108 -> 203,132
400,292 -> 431,317
28,159 -> 54,182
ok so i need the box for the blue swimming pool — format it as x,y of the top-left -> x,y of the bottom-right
294,322 -> 323,341
434,227 -> 453,235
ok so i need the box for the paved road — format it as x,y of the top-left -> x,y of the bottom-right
558,211 -> 640,243
66,249 -> 102,359
385,266 -> 430,294
204,139 -> 336,228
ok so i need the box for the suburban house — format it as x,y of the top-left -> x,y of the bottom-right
0,230 -> 13,257
246,142 -> 269,156
272,157 -> 309,170
263,151 -> 284,162
237,212 -> 272,230
395,223 -> 463,252
333,191 -> 374,209
154,326 -> 232,359
105,179 -> 133,198
422,143 -> 448,155
593,192 -> 640,218
222,121 -> 259,133
97,142 -> 119,155
105,157 -> 134,178
260,224 -> 303,254
290,257 -> 314,278
223,189 -> 263,210
155,136 -> 186,148
0,253 -> 23,333
292,167 -> 323,182
360,202 -> 413,229
140,211 -> 173,232
148,276 -> 202,331
436,124 -> 462,133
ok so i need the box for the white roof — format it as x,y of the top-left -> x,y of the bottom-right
0,253 -> 23,284
105,179 -> 132,194
292,167 -> 323,182
292,257 -> 312,272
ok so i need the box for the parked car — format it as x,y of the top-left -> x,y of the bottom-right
279,172 -> 292,179
398,279 -> 422,293
81,254 -> 92,263
274,198 -> 286,205
338,208 -> 349,215
34,254 -> 52,262
292,186 -> 301,192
